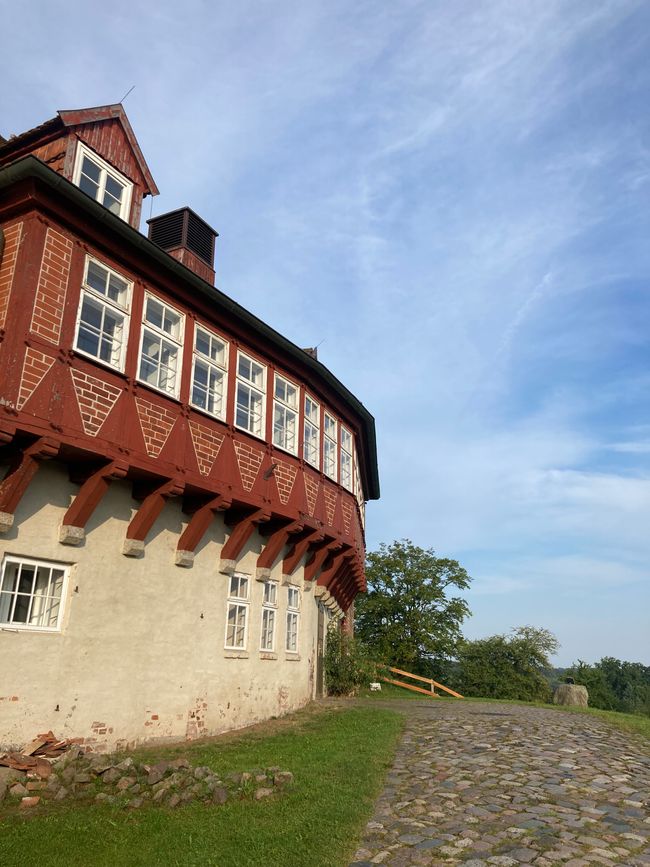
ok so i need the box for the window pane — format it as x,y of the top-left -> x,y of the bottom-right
104,174 -> 124,201
86,260 -> 108,294
1,560 -> 19,593
145,297 -> 164,330
81,156 -> 101,183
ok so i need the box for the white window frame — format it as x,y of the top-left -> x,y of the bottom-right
353,445 -> 366,528
72,142 -> 133,221
273,373 -> 299,455
0,555 -> 69,633
74,256 -> 132,372
190,323 -> 228,420
340,426 -> 353,491
260,580 -> 278,651
286,586 -> 300,653
235,351 -> 266,439
303,394 -> 320,469
224,573 -> 250,650
323,413 -> 338,481
137,293 -> 185,399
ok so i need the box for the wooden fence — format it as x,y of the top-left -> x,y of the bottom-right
378,665 -> 463,699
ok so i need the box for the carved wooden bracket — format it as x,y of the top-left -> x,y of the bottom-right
304,539 -> 342,583
256,518 -> 305,580
218,507 -> 271,574
282,526 -> 325,576
123,477 -> 184,557
175,492 -> 232,567
59,459 -> 129,545
0,436 -> 60,534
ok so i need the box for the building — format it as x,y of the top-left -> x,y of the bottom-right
0,105 -> 379,751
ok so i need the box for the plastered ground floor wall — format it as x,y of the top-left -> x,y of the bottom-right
0,462 -> 326,752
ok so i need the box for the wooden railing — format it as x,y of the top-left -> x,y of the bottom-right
378,665 -> 463,699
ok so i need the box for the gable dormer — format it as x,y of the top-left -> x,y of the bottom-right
0,104 -> 158,229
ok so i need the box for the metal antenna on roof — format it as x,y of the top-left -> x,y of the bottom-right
120,85 -> 136,103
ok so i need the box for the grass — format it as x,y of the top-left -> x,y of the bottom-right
0,704 -> 403,867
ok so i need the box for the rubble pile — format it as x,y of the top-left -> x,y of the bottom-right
0,735 -> 293,811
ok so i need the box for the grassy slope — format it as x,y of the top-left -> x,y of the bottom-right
0,706 -> 403,867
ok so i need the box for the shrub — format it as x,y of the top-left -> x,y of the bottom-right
324,625 -> 376,696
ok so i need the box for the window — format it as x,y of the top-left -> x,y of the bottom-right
0,556 -> 68,631
74,257 -> 131,370
235,352 -> 266,437
260,580 -> 278,651
354,445 -> 366,528
138,294 -> 184,398
191,325 -> 228,419
340,426 -> 353,491
286,586 -> 300,653
73,143 -> 133,221
303,395 -> 320,468
323,413 -> 337,480
273,374 -> 299,454
225,573 -> 249,649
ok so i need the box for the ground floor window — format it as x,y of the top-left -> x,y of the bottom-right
0,556 -> 68,631
225,573 -> 249,649
286,586 -> 300,652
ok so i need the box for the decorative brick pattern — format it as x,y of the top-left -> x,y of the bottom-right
189,420 -> 224,476
303,474 -> 320,517
17,348 -> 56,411
341,498 -> 353,536
0,222 -> 23,330
135,397 -> 177,458
274,459 -> 297,505
30,227 -> 73,344
70,369 -> 122,437
233,440 -> 264,492
323,486 -> 338,527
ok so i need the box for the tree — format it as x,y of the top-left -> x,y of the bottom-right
567,657 -> 650,716
456,626 -> 559,702
354,539 -> 471,675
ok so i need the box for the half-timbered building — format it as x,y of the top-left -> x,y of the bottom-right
0,105 -> 379,751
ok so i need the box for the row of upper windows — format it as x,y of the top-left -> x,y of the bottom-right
73,255 -> 362,494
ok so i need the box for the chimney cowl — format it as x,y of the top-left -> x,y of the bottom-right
147,207 -> 218,284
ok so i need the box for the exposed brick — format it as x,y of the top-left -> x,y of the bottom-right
189,420 -> 224,476
17,348 -> 56,410
233,440 -> 264,491
135,397 -> 177,457
341,498 -> 353,535
274,458 -> 297,505
70,369 -> 122,436
304,473 -> 320,517
0,222 -> 23,330
30,227 -> 73,344
323,486 -> 338,527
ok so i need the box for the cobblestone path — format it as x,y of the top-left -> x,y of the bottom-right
350,700 -> 649,867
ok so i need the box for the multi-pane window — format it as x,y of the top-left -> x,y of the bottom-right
323,413 -> 338,480
236,352 -> 266,437
0,557 -> 68,631
273,374 -> 299,454
340,426 -> 353,491
260,580 -> 278,651
73,143 -> 132,221
286,586 -> 300,653
191,325 -> 228,418
303,395 -> 320,468
138,294 -> 184,397
225,573 -> 249,649
354,446 -> 365,527
75,258 -> 131,370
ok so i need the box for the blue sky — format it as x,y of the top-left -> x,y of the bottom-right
4,1 -> 649,665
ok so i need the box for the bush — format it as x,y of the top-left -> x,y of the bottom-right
324,625 -> 376,696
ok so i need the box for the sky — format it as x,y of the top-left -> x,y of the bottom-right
3,0 -> 649,665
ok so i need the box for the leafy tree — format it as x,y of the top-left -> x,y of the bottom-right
324,624 -> 375,696
457,626 -> 559,702
354,539 -> 471,675
567,657 -> 650,716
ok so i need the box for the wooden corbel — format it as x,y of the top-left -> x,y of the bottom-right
316,549 -> 354,590
304,539 -> 342,584
256,518 -> 305,581
59,459 -> 128,546
219,507 -> 271,575
175,492 -> 232,567
282,526 -> 325,577
122,478 -> 184,557
0,436 -> 60,534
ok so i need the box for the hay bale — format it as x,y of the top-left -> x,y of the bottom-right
553,683 -> 589,707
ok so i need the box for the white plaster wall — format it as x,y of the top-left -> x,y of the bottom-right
0,462 -> 319,751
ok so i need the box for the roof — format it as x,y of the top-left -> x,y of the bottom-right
0,105 -> 158,196
0,155 -> 380,500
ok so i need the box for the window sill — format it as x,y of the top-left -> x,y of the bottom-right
233,423 -> 266,443
135,378 -> 182,403
259,651 -> 277,660
285,653 -> 301,662
189,401 -> 228,426
223,650 -> 249,659
72,347 -> 126,378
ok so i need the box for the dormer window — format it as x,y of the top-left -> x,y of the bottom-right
72,142 -> 132,220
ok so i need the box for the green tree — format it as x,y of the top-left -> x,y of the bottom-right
354,539 -> 471,675
457,626 -> 559,702
567,657 -> 650,716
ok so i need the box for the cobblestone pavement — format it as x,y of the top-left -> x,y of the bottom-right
350,700 -> 650,867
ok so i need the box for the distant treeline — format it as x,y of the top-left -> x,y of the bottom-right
553,658 -> 650,717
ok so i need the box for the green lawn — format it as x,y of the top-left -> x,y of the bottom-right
0,705 -> 403,867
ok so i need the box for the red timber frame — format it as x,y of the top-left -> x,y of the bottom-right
0,145 -> 376,615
